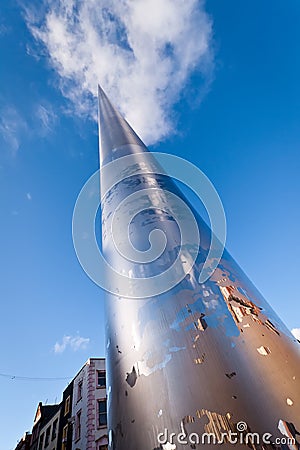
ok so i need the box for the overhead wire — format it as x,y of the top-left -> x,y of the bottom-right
0,372 -> 71,381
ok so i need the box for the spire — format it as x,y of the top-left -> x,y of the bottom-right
98,87 -> 300,450
97,84 -> 147,166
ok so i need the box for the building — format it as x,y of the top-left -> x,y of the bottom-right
15,432 -> 32,450
72,358 -> 108,450
30,403 -> 61,450
37,406 -> 60,450
56,380 -> 74,450
14,359 -> 107,450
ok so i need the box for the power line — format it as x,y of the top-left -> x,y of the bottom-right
0,372 -> 72,381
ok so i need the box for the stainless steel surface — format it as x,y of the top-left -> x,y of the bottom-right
98,85 -> 300,450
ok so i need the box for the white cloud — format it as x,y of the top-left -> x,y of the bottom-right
24,0 -> 214,144
291,328 -> 300,340
26,192 -> 32,200
0,106 -> 28,155
54,334 -> 90,353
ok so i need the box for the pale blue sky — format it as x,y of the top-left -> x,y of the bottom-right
1,1 -> 300,448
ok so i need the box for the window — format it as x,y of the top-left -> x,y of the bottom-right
38,433 -> 44,450
62,425 -> 68,450
45,426 -> 51,447
77,380 -> 83,401
97,370 -> 106,388
75,410 -> 81,441
98,399 -> 107,427
51,418 -> 58,440
64,395 -> 70,416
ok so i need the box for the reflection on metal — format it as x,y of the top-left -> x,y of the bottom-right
278,420 -> 300,449
98,85 -> 300,449
256,345 -> 271,356
196,409 -> 234,442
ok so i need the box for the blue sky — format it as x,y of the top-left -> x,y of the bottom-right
1,0 -> 300,448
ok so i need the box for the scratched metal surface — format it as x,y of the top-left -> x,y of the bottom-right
98,86 -> 300,450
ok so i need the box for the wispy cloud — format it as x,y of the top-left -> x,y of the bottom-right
26,192 -> 32,200
24,0 -> 214,144
35,104 -> 57,135
0,14 -> 11,37
0,106 -> 28,155
0,101 -> 58,157
54,334 -> 90,354
291,328 -> 300,340
0,24 -> 10,37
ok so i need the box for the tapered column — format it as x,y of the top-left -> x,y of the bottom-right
98,85 -> 300,450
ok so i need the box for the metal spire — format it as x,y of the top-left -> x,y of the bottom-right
98,84 -> 146,166
98,85 -> 300,450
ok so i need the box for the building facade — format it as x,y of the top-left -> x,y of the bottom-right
30,403 -> 61,450
38,406 -> 61,450
15,432 -> 32,450
72,358 -> 108,450
57,381 -> 74,450
14,359 -> 107,450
